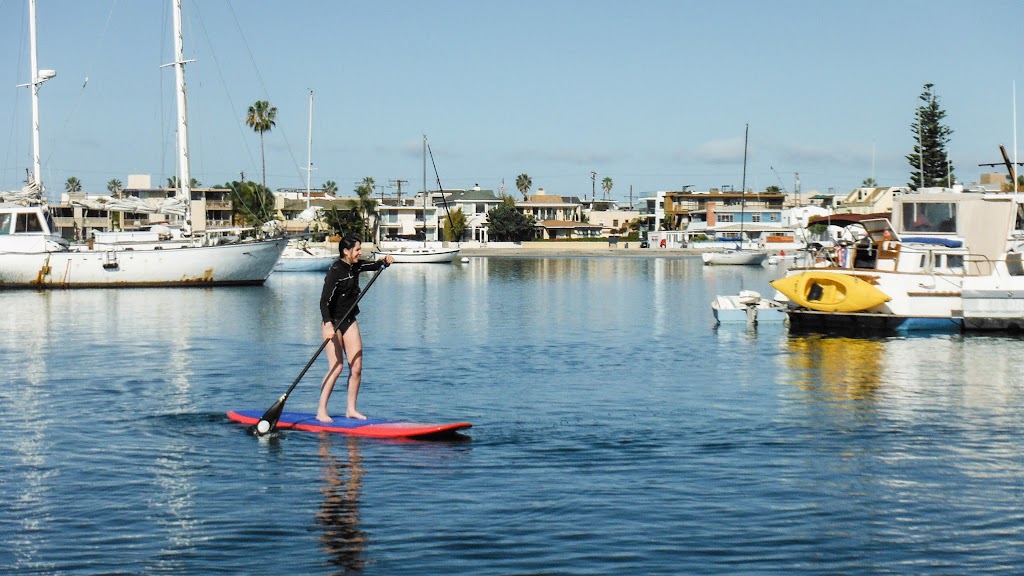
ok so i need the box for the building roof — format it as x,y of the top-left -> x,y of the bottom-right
447,189 -> 499,202
527,194 -> 570,204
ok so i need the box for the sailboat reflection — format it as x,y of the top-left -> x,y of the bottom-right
317,435 -> 367,574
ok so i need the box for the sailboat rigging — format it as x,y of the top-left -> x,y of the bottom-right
274,89 -> 335,273
701,124 -> 768,266
0,0 -> 286,288
372,135 -> 460,263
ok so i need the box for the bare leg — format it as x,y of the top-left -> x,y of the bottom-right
317,322 -> 344,422
341,322 -> 367,419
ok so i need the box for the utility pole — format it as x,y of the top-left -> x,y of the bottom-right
590,171 -> 596,204
388,178 -> 408,204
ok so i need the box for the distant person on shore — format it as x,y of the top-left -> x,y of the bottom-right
317,236 -> 393,422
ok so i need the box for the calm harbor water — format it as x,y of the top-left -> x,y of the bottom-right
4,256 -> 1024,574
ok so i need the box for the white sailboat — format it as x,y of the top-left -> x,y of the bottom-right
373,135 -> 460,264
0,0 -> 285,288
702,124 -> 768,266
273,90 -> 335,273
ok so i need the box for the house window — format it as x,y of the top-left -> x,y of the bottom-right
718,214 -> 734,223
770,213 -> 778,222
752,214 -> 761,223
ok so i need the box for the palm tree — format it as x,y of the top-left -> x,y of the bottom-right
515,173 -> 532,200
65,177 -> 82,194
601,176 -> 613,200
322,180 -> 338,196
167,176 -> 201,189
862,177 -> 878,187
354,177 -> 378,242
107,178 -> 123,197
245,100 -> 278,190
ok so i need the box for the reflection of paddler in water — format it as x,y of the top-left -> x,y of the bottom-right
317,435 -> 367,573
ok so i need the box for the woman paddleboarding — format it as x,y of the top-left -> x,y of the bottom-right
318,236 -> 393,422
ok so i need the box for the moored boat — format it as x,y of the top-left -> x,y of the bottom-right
371,245 -> 460,264
711,290 -> 787,324
0,0 -> 285,289
702,249 -> 768,266
274,241 -> 335,272
772,184 -> 1024,332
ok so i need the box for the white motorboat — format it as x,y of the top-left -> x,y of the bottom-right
0,0 -> 285,288
711,290 -> 787,324
771,184 -> 1024,332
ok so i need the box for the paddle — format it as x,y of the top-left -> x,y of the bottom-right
255,265 -> 387,436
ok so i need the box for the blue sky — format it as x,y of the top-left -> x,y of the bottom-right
2,0 -> 1023,204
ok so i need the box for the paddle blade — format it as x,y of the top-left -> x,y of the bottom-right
255,393 -> 288,436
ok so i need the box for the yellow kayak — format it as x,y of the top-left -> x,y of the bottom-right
770,271 -> 890,313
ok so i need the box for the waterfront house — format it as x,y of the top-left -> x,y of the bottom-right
663,187 -> 787,243
445,186 -> 502,242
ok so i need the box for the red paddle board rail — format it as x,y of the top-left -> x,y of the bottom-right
227,410 -> 471,439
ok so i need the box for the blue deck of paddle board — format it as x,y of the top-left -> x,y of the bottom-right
233,409 -> 394,428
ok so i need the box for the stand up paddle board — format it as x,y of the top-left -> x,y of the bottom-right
227,410 -> 471,439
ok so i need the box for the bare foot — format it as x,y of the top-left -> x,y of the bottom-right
346,409 -> 367,420
315,410 -> 334,423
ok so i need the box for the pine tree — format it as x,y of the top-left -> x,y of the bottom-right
906,83 -> 955,189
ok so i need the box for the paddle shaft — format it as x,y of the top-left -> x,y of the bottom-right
260,264 -> 386,423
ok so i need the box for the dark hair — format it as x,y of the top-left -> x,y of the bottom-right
339,235 -> 361,256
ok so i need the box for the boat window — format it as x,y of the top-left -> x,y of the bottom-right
0,213 -> 10,234
946,254 -> 964,273
15,212 -> 43,233
903,202 -> 956,233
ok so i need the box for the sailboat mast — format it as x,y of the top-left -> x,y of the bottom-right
740,123 -> 748,244
306,90 -> 313,209
170,0 -> 192,219
28,0 -> 42,191
422,135 -> 428,246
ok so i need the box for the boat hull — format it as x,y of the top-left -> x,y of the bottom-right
711,294 -> 787,324
702,250 -> 768,266
273,256 -> 335,272
372,247 -> 460,263
786,308 -> 964,333
0,238 -> 287,288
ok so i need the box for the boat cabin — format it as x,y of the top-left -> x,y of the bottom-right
845,191 -> 1018,277
0,204 -> 68,253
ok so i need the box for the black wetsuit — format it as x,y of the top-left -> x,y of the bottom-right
319,258 -> 388,332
